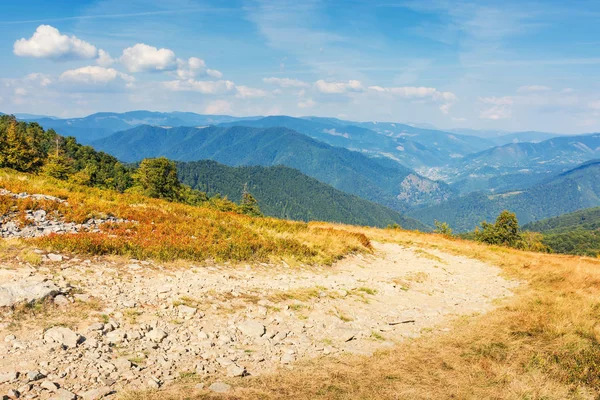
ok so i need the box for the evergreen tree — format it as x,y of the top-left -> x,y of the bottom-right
240,183 -> 262,217
132,157 -> 182,201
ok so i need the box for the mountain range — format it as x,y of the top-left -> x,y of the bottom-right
91,124 -> 454,212
409,160 -> 600,232
177,160 -> 428,230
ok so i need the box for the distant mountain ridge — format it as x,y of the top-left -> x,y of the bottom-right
91,124 -> 455,211
408,160 -> 600,232
177,160 -> 429,230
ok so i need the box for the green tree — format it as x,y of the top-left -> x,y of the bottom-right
240,183 -> 262,217
475,210 -> 521,247
0,119 -> 42,172
434,220 -> 453,236
42,137 -> 74,180
132,157 -> 182,201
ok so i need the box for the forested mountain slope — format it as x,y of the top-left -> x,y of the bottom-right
92,125 -> 454,211
177,160 -> 429,230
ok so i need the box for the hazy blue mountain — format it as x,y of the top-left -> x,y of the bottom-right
177,160 -> 429,230
487,131 -> 562,146
18,110 -> 262,144
92,125 -> 455,211
408,160 -> 600,232
219,116 -> 493,168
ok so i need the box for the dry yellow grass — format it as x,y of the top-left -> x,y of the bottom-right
121,226 -> 600,400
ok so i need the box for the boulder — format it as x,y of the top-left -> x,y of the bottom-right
0,279 -> 60,307
208,382 -> 231,393
44,327 -> 81,348
146,328 -> 167,343
237,320 -> 265,338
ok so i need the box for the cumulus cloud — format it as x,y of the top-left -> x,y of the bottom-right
59,66 -> 134,86
480,96 -> 514,105
263,77 -> 309,88
206,69 -> 223,79
24,73 -> 52,87
235,86 -> 267,99
315,79 -> 363,94
368,85 -> 457,102
163,79 -> 235,94
517,85 -> 551,93
14,25 -> 98,61
96,50 -> 115,67
120,43 -> 177,73
204,100 -> 232,114
176,57 -> 205,79
479,97 -> 513,120
298,98 -> 316,108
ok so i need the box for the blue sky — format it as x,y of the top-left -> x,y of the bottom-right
0,0 -> 599,133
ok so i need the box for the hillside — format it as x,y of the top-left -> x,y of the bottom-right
523,206 -> 600,256
92,125 -> 454,210
177,160 -> 428,230
409,160 -> 600,232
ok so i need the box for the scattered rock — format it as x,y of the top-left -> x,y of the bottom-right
105,330 -> 126,344
51,388 -> 77,400
53,295 -> 70,307
146,328 -> 167,343
44,327 -> 81,348
0,371 -> 18,384
226,364 -> 246,377
0,279 -> 60,307
237,320 -> 265,338
47,254 -> 63,262
26,370 -> 45,382
40,380 -> 59,391
208,382 -> 231,393
79,386 -> 113,400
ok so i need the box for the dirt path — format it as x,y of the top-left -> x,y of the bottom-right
0,241 -> 518,398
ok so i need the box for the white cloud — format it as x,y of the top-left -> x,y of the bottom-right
315,79 -> 363,94
14,88 -> 27,96
60,66 -> 134,86
163,79 -> 235,94
206,69 -> 223,79
96,49 -> 115,67
589,101 -> 600,111
479,96 -> 513,120
368,85 -> 457,102
120,43 -> 177,73
298,98 -> 316,108
235,85 -> 267,99
517,85 -> 551,93
263,77 -> 309,88
14,25 -> 98,61
24,73 -> 51,87
204,100 -> 232,114
176,57 -> 206,79
480,96 -> 514,105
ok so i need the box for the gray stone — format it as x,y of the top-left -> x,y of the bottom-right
0,279 -> 60,307
208,382 -> 231,393
177,305 -> 196,317
6,389 -> 19,399
226,364 -> 246,377
51,388 -> 77,400
40,380 -> 59,391
105,330 -> 126,344
0,371 -> 19,384
44,327 -> 81,348
146,328 -> 167,343
26,370 -> 45,382
87,323 -> 104,332
112,357 -> 131,371
47,254 -> 63,262
79,386 -> 113,400
53,295 -> 69,306
237,320 -> 265,338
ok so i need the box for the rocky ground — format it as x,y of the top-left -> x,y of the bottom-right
0,190 -> 128,239
0,239 -> 518,399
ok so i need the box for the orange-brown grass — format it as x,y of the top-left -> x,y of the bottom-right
0,169 -> 370,264
122,226 -> 600,400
